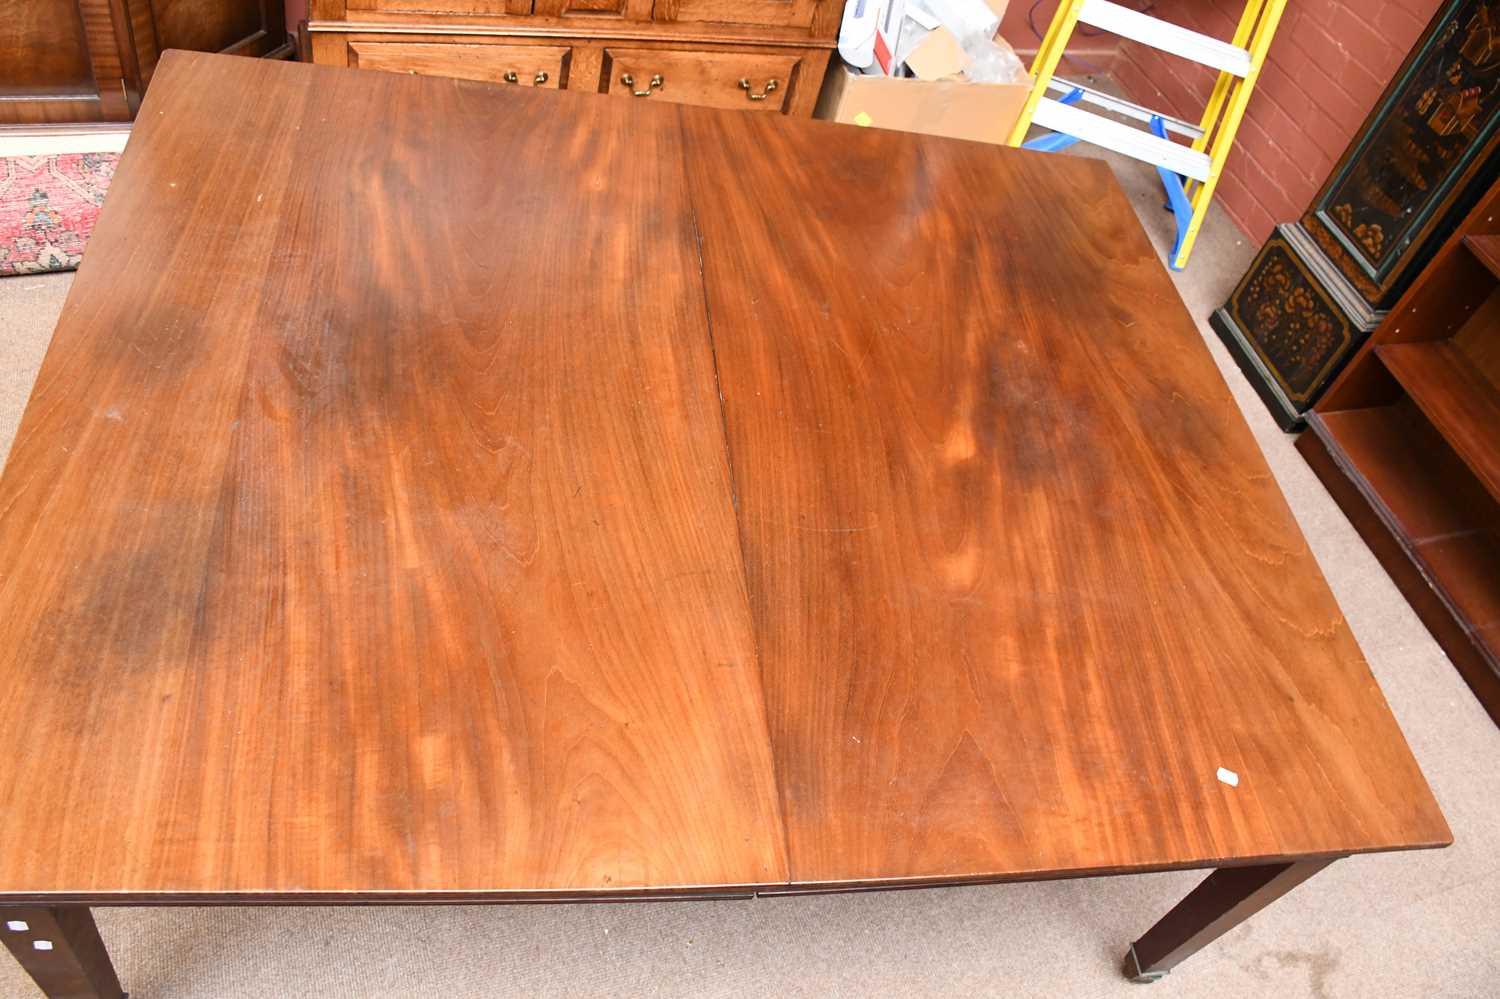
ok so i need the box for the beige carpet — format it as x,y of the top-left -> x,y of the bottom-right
1,151 -> 1497,999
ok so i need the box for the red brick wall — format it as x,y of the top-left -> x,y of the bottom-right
1112,0 -> 1443,241
1003,1 -> 1124,69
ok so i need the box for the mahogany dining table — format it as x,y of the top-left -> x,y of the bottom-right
0,51 -> 1448,997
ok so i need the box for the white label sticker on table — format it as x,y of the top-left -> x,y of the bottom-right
1217,767 -> 1240,787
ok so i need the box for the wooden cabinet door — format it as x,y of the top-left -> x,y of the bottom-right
0,0 -> 134,124
532,0 -> 650,21
344,0 -> 535,16
653,0 -> 820,29
0,0 -> 289,126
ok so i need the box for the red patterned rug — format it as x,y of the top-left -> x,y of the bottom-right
0,153 -> 118,276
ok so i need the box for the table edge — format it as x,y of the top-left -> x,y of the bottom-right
0,839 -> 1450,906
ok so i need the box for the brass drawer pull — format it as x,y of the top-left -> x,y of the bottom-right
738,78 -> 780,101
503,70 -> 550,86
621,73 -> 664,97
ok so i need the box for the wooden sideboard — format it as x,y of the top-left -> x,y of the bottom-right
307,0 -> 838,116
0,0 -> 290,126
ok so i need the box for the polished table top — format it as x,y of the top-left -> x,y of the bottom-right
0,52 -> 1448,902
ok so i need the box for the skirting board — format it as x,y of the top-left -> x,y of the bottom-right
0,125 -> 131,159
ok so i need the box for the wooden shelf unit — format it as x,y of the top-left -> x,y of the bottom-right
1465,234 -> 1500,279
1301,174 -> 1500,726
1375,341 -> 1500,501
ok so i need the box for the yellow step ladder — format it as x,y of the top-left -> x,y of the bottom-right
1005,0 -> 1288,270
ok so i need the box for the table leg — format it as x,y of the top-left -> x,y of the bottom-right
1122,858 -> 1337,983
0,907 -> 124,998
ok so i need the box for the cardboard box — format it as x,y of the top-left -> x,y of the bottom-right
814,64 -> 1029,147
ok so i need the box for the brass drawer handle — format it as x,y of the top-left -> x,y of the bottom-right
738,78 -> 780,101
504,70 -> 518,83
503,70 -> 550,86
621,73 -> 664,97
533,71 -> 549,85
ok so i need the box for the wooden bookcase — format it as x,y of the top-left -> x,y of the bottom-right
1300,174 -> 1500,726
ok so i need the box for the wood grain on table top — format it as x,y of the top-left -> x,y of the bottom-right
682,106 -> 1450,885
0,52 -> 785,898
0,52 -> 1448,901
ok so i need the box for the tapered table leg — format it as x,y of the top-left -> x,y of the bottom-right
1123,858 -> 1338,983
0,907 -> 124,998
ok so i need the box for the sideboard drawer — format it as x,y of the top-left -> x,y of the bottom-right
599,47 -> 802,112
347,40 -> 570,88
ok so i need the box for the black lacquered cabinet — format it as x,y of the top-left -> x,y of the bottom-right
1211,0 -> 1500,430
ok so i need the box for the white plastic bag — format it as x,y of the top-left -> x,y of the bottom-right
960,32 -> 1027,84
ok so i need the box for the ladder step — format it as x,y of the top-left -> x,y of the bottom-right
1079,0 -> 1253,77
1030,98 -> 1212,182
1047,78 -> 1204,141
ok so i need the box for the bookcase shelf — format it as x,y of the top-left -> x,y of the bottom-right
1300,175 -> 1500,727
1465,233 -> 1500,279
1376,341 -> 1500,503
1304,401 -> 1500,719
